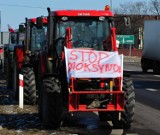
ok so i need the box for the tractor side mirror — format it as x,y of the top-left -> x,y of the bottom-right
36,17 -> 43,29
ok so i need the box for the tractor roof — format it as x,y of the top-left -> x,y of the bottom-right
51,10 -> 113,17
27,17 -> 47,24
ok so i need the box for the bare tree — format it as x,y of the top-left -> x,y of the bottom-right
114,1 -> 160,48
114,1 -> 149,15
150,0 -> 160,17
134,2 -> 149,14
113,1 -> 150,48
114,1 -> 149,35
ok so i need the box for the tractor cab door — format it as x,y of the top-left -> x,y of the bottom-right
31,26 -> 47,52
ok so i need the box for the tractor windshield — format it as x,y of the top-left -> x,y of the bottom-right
10,32 -> 18,44
31,26 -> 47,51
56,17 -> 111,51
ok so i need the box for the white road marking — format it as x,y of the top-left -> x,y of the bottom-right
154,75 -> 160,77
126,133 -> 138,135
146,88 -> 158,92
133,74 -> 145,78
133,74 -> 160,81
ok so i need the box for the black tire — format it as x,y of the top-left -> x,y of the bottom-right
112,77 -> 135,129
153,61 -> 160,74
3,57 -> 7,74
40,77 -> 63,129
141,58 -> 148,73
6,57 -> 13,89
37,61 -> 42,120
13,55 -> 19,101
21,67 -> 36,105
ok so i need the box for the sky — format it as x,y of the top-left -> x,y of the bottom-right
0,0 -> 150,31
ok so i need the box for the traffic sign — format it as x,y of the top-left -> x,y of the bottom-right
116,35 -> 134,44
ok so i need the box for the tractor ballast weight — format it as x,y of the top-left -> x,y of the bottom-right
38,6 -> 135,129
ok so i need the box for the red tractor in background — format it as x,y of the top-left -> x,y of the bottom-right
5,25 -> 25,89
12,17 -> 47,104
0,45 -> 4,70
36,5 -> 135,129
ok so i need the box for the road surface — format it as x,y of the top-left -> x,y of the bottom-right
0,62 -> 160,135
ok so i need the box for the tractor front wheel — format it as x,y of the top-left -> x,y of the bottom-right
41,77 -> 63,129
21,67 -> 36,105
112,77 -> 135,129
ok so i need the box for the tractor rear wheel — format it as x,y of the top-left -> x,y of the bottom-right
13,55 -> 19,101
153,61 -> 160,74
6,58 -> 13,89
41,77 -> 63,129
21,67 -> 36,105
112,77 -> 135,129
141,58 -> 148,73
37,61 -> 42,120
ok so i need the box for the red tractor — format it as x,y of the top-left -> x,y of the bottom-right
12,17 -> 47,104
5,25 -> 25,89
37,5 -> 135,129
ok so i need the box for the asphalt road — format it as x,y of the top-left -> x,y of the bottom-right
124,62 -> 160,135
0,62 -> 160,135
65,62 -> 160,135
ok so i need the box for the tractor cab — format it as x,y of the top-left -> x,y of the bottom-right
46,6 -> 117,57
7,24 -> 25,52
24,17 -> 47,54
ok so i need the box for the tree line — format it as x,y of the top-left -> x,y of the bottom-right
113,0 -> 160,48
114,0 -> 160,15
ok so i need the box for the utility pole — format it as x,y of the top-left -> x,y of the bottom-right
110,0 -> 112,10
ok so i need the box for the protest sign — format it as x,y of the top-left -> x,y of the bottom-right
64,47 -> 123,79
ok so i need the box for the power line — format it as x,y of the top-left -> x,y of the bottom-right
0,3 -> 46,9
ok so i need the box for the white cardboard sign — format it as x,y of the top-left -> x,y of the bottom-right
64,47 -> 123,79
